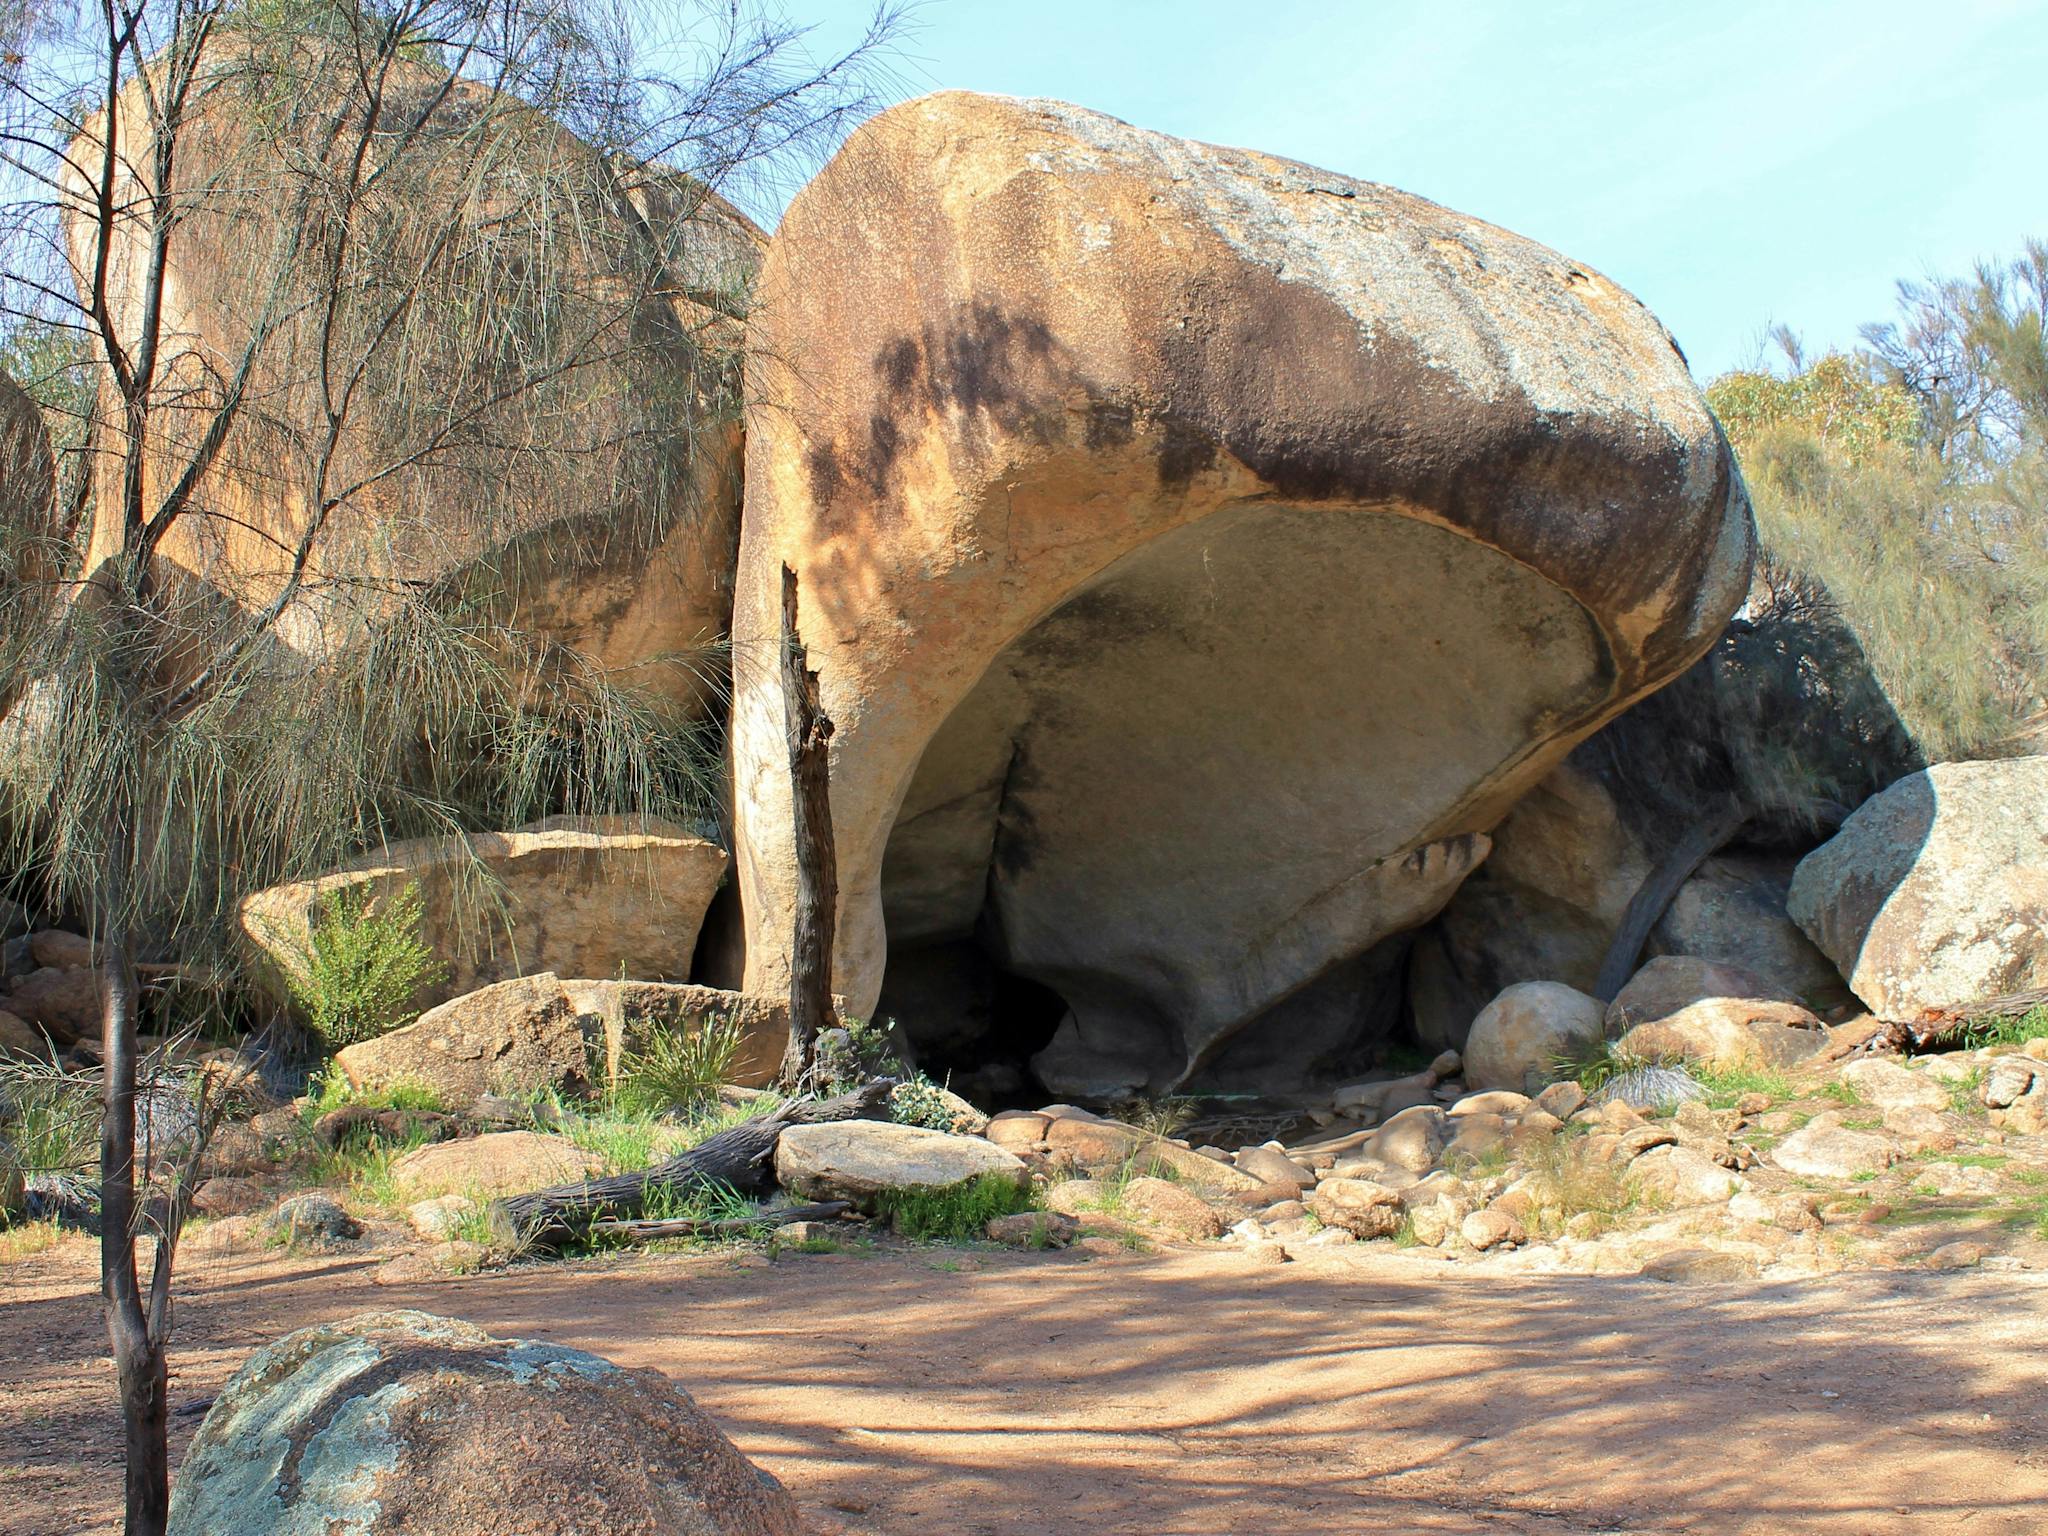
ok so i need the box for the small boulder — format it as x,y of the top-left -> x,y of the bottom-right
268,1193 -> 360,1244
1788,758 -> 2048,1017
1043,1178 -> 1110,1217
1039,1115 -> 1259,1195
985,1210 -> 1080,1248
334,973 -> 597,1108
1463,982 -> 1605,1094
1460,1207 -> 1525,1251
984,1110 -> 1051,1153
1606,955 -> 1801,1034
1533,1080 -> 1586,1120
1639,1246 -> 1757,1283
4,965 -> 98,1043
1117,1177 -> 1226,1240
1630,1144 -> 1740,1205
27,930 -> 92,969
775,1121 -> 1027,1209
1351,1104 -> 1449,1174
1771,1123 -> 1897,1180
406,1194 -> 479,1241
1615,997 -> 1826,1073
1982,1058 -> 2041,1109
1835,1057 -> 1947,1113
0,1007 -> 54,1062
389,1131 -> 603,1202
1307,1177 -> 1407,1239
165,1311 -> 801,1536
1234,1146 -> 1314,1189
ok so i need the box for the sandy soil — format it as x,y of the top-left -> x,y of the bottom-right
4,1231 -> 2046,1536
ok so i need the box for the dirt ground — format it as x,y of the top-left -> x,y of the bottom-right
4,1231 -> 2046,1536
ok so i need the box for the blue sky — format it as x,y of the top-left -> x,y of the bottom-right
777,0 -> 2048,382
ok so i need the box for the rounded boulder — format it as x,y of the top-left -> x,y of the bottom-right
1463,981 -> 1607,1093
166,1310 -> 800,1535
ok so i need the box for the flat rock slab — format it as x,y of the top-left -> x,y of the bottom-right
776,1120 -> 1027,1209
1770,1124 -> 1897,1180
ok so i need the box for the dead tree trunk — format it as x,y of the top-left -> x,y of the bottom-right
779,563 -> 838,1088
1593,798 -> 1750,1003
491,1081 -> 889,1249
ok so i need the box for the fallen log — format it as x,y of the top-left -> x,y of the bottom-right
589,1200 -> 851,1243
492,1081 -> 891,1250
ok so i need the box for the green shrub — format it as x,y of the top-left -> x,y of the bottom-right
873,1172 -> 1034,1241
283,882 -> 446,1050
887,1075 -> 961,1132
302,1064 -> 446,1120
1964,1005 -> 2048,1050
615,1011 -> 745,1117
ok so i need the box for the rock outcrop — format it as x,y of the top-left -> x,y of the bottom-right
66,50 -> 762,714
732,92 -> 1752,1097
242,817 -> 727,1015
1789,758 -> 2048,1017
166,1311 -> 800,1535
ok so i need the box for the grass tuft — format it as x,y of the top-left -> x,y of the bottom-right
873,1173 -> 1035,1241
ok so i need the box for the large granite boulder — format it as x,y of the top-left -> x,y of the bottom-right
166,1311 -> 800,1535
241,817 -> 727,1015
1789,758 -> 2048,1017
66,49 -> 762,715
732,92 -> 1751,1098
334,972 -> 792,1104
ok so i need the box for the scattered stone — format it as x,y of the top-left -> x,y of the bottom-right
1460,1207 -> 1525,1251
1533,1080 -> 1586,1120
0,1008 -> 54,1062
1044,1180 -> 1109,1218
1927,1241 -> 1988,1270
1242,1237 -> 1289,1265
985,1210 -> 1080,1248
1441,1113 -> 1510,1165
1306,1178 -> 1407,1240
1118,1177 -> 1226,1240
406,1194 -> 479,1241
165,1311 -> 802,1536
1350,1105 -> 1449,1173
1428,1049 -> 1463,1079
1235,1145 -> 1314,1189
1912,1162 -> 2003,1198
27,930 -> 92,969
1039,1116 -> 1260,1195
1463,982 -> 1606,1094
1983,1059 -> 2040,1110
1788,758 -> 2048,1017
268,1193 -> 360,1244
1836,1057 -> 1947,1113
1616,997 -> 1826,1072
4,965 -> 98,1043
1771,1124 -> 1897,1180
984,1110 -> 1051,1152
1260,1198 -> 1307,1222
1449,1090 -> 1531,1118
1881,1105 -> 1957,1155
776,1122 -> 1028,1210
1607,955 -> 1802,1032
1406,1201 -> 1457,1247
774,1221 -> 839,1246
390,1130 -> 603,1202
1639,1247 -> 1756,1283
1631,1145 -> 1741,1205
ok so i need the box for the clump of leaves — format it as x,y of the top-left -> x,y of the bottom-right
873,1173 -> 1035,1241
615,1012 -> 746,1117
887,1075 -> 963,1133
282,883 -> 446,1050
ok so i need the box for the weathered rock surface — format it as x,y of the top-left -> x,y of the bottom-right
166,1311 -> 800,1535
1607,956 -> 1802,1033
1615,997 -> 1827,1072
242,817 -> 728,1015
335,973 -> 791,1105
1771,1123 -> 1896,1180
69,51 -> 763,717
1464,982 -> 1606,1094
775,1120 -> 1027,1208
732,91 -> 1751,1098
1307,1177 -> 1407,1239
0,1008 -> 54,1061
1118,1176 -> 1227,1240
389,1130 -> 603,1201
1789,758 -> 2048,1017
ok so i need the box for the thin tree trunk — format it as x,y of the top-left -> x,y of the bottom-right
779,562 -> 837,1087
100,926 -> 168,1536
1592,799 -> 1750,1003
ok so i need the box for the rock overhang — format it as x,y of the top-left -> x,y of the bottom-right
731,90 -> 1753,1098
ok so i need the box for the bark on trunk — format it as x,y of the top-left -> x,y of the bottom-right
100,930 -> 169,1536
1592,799 -> 1750,1003
779,563 -> 838,1087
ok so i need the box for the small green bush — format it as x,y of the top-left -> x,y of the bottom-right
284,882 -> 446,1050
873,1172 -> 1034,1241
887,1075 -> 961,1132
615,1011 -> 745,1117
302,1064 -> 446,1120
